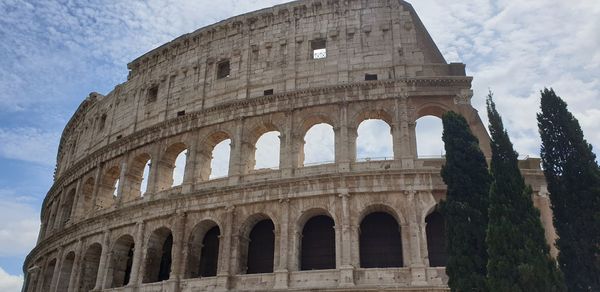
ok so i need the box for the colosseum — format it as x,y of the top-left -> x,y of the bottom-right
22,0 -> 557,291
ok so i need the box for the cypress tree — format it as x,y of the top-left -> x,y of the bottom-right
440,111 -> 491,291
537,88 -> 600,291
485,93 -> 565,292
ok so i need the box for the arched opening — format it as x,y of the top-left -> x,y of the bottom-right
126,153 -> 151,199
356,119 -> 393,161
42,258 -> 56,292
97,166 -> 119,209
143,228 -> 173,283
156,143 -> 188,191
426,211 -> 447,267
79,178 -> 94,216
254,131 -> 281,170
301,215 -> 336,270
56,252 -> 75,292
108,235 -> 135,288
416,116 -> 444,158
79,243 -> 102,292
359,212 -> 403,268
46,201 -> 57,235
303,123 -> 335,166
210,139 -> 231,179
60,189 -> 76,227
186,222 -> 221,278
246,219 -> 275,274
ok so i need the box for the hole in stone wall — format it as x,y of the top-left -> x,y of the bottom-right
254,131 -> 280,170
246,219 -> 275,274
311,39 -> 327,59
416,116 -> 444,158
172,150 -> 187,187
359,212 -> 403,268
147,85 -> 158,103
177,110 -> 186,117
356,119 -> 393,161
301,215 -> 336,270
365,73 -> 378,81
210,139 -> 231,179
216,60 -> 230,79
426,211 -> 447,267
263,89 -> 274,96
303,123 -> 335,166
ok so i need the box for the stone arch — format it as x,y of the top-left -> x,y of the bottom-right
59,188 -> 77,228
56,251 -> 75,292
186,220 -> 221,278
300,114 -> 336,166
124,153 -> 152,200
238,213 -> 277,274
245,121 -> 282,171
358,208 -> 404,268
298,209 -> 336,271
157,142 -> 188,191
41,258 -> 57,292
425,209 -> 447,267
198,131 -> 233,180
358,203 -> 406,226
79,177 -> 95,216
97,165 -> 120,209
107,234 -> 135,288
356,118 -> 394,161
415,107 -> 445,157
414,103 -> 449,120
143,227 -> 173,283
352,108 -> 394,129
79,243 -> 102,292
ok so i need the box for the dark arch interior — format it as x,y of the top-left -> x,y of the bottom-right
110,236 -> 135,288
301,215 -> 336,270
359,212 -> 403,268
246,219 -> 275,274
79,244 -> 102,291
143,229 -> 173,283
42,259 -> 57,292
199,226 -> 220,277
426,211 -> 447,267
56,252 -> 75,292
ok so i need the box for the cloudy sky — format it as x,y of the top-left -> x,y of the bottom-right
0,0 -> 599,290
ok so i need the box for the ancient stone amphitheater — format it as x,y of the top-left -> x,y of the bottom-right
23,0 -> 556,291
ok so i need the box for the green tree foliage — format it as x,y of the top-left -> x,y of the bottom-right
486,93 -> 565,292
440,111 -> 491,291
537,88 -> 600,291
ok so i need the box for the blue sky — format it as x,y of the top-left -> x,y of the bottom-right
0,0 -> 599,290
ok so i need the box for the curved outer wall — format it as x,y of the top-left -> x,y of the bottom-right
23,1 -> 557,291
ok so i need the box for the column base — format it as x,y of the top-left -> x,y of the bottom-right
215,274 -> 230,291
273,269 -> 289,289
338,265 -> 355,287
410,266 -> 428,286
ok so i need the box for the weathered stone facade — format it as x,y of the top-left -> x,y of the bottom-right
22,1 -> 556,291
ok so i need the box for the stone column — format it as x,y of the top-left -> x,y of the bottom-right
228,118 -> 244,184
216,206 -> 235,290
279,111 -> 294,178
336,103 -> 351,172
115,159 -> 128,203
338,190 -> 355,287
146,145 -> 161,195
90,164 -> 103,212
396,96 -> 415,167
94,230 -> 111,290
170,212 -> 186,280
35,257 -> 48,292
49,248 -> 64,292
182,134 -> 199,192
274,199 -> 290,289
69,178 -> 82,222
128,221 -> 145,286
406,191 -> 427,286
67,240 -> 83,292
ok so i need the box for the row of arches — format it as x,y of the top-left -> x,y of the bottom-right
44,115 -> 444,237
32,209 -> 447,291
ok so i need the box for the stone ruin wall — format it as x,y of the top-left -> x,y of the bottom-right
23,1 -> 556,291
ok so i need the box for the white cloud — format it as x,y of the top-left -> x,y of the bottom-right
0,128 -> 59,166
411,0 -> 600,156
416,117 -> 445,158
255,131 -> 281,170
210,139 -> 231,179
0,267 -> 22,292
304,123 -> 335,165
356,119 -> 393,160
0,192 -> 39,257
